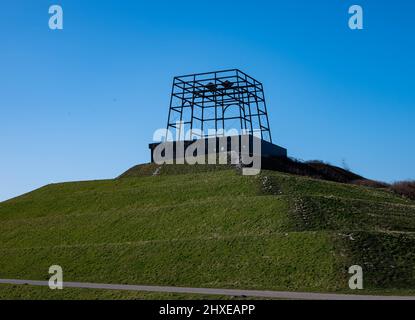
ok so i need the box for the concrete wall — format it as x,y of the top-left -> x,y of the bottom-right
149,135 -> 287,163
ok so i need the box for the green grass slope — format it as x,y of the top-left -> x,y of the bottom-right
0,164 -> 415,299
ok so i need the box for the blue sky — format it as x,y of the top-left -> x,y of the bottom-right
1,0 -> 414,201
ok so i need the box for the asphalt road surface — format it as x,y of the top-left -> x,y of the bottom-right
1,278 -> 414,300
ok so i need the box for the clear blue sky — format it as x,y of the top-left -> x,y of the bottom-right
1,0 -> 414,201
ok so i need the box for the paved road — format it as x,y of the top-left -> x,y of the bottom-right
1,278 -> 414,300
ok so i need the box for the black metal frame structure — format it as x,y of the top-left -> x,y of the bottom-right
166,69 -> 273,143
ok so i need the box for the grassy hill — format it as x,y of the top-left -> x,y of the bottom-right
1,163 -> 415,299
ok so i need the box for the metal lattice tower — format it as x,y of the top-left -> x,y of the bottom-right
166,69 -> 272,143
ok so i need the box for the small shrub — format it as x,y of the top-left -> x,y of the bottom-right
352,179 -> 390,189
390,181 -> 415,200
305,160 -> 331,165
